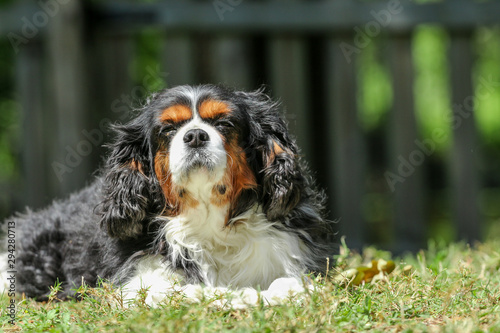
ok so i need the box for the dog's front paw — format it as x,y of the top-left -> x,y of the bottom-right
260,277 -> 308,305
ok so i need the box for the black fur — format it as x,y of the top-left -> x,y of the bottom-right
99,116 -> 161,240
3,84 -> 331,300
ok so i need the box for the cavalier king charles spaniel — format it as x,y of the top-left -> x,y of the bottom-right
3,84 -> 331,306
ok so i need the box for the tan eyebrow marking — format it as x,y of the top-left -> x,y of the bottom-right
159,104 -> 192,123
199,100 -> 231,119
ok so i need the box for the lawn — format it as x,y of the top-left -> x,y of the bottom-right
1,240 -> 500,333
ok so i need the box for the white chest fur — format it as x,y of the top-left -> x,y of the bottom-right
163,202 -> 308,290
120,171 -> 313,306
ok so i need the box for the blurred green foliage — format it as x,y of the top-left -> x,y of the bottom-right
413,26 -> 452,152
132,30 -> 168,95
358,25 -> 500,152
0,40 -> 19,184
475,27 -> 500,144
356,25 -> 500,241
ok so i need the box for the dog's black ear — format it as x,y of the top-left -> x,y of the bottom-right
242,89 -> 305,221
260,138 -> 304,221
98,114 -> 163,240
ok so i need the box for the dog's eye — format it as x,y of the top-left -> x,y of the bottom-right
160,125 -> 177,136
215,119 -> 234,129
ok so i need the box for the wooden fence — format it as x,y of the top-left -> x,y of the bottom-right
1,0 -> 499,252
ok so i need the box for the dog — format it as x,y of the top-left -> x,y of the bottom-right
2,84 -> 331,306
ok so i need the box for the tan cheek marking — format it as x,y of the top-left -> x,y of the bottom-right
199,100 -> 231,119
178,189 -> 199,210
154,151 -> 198,215
211,183 -> 231,207
159,104 -> 192,123
154,152 -> 176,213
211,137 -> 257,216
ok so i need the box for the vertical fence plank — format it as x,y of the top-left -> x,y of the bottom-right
84,33 -> 135,171
269,36 -> 312,160
99,36 -> 135,106
46,0 -> 89,196
162,35 -> 197,86
325,36 -> 366,250
449,32 -> 481,242
209,37 -> 254,90
16,40 -> 48,209
389,35 -> 425,252
98,35 -> 135,119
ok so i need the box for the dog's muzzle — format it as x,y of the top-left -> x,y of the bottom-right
169,120 -> 227,185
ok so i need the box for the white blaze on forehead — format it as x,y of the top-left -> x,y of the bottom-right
174,85 -> 231,120
174,85 -> 202,114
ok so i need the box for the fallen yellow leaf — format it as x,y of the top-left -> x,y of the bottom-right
334,259 -> 396,286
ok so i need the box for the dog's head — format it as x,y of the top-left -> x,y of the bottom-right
99,85 -> 305,239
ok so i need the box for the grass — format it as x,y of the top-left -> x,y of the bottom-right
1,241 -> 500,333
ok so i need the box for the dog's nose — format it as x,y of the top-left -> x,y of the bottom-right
183,129 -> 210,148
